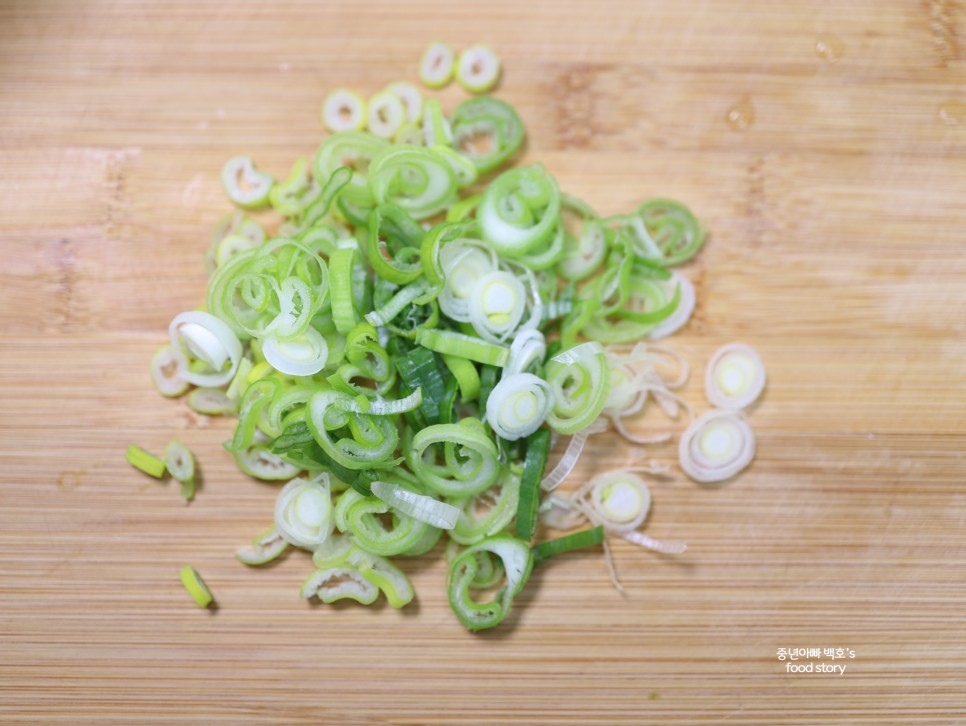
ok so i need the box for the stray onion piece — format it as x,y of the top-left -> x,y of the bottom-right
136,45 -> 764,631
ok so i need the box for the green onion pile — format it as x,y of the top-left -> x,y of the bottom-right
135,45 -> 765,629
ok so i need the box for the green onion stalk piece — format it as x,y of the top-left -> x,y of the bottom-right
515,428 -> 551,541
126,445 -> 166,479
532,525 -> 605,566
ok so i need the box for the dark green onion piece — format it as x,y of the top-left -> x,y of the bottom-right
532,525 -> 605,566
393,347 -> 447,425
515,428 -> 551,542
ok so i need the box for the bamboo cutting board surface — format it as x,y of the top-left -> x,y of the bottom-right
1,1 -> 965,723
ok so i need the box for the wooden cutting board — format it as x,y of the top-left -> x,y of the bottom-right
1,1 -> 964,723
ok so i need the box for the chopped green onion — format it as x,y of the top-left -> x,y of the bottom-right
532,525 -> 605,566
455,44 -> 501,93
349,548 -> 414,608
165,440 -> 196,501
143,47 -> 731,628
451,96 -> 524,173
367,90 -> 406,139
419,41 -> 455,88
447,534 -> 532,631
126,445 -> 166,479
416,329 -> 509,367
236,525 -> 289,566
485,373 -> 553,441
479,164 -> 561,258
704,343 -> 766,410
179,565 -> 214,608
301,566 -> 379,604
441,354 -> 481,403
221,156 -> 273,209
515,428 -> 551,541
150,345 -> 189,398
544,342 -> 610,434
322,89 -> 367,132
679,409 -> 756,483
410,419 -> 501,497
422,98 -> 453,147
274,473 -> 334,550
386,81 -> 423,123
369,145 -> 457,219
187,387 -> 238,415
372,479 -> 461,529
446,472 -> 520,545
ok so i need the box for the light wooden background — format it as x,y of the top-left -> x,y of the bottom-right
1,1 -> 965,723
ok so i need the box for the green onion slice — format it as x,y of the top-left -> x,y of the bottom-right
274,473 -> 334,550
386,81 -> 423,123
367,90 -> 406,139
704,343 -> 766,410
165,440 -> 196,501
419,41 -> 455,88
321,89 -> 367,132
301,565 -> 379,605
179,565 -> 214,608
237,525 -> 290,566
678,409 -> 756,484
544,342 -> 610,434
485,373 -> 553,441
221,156 -> 274,209
168,311 -> 243,387
368,145 -> 456,220
450,96 -> 524,174
479,164 -> 560,257
410,419 -> 501,497
447,534 -> 532,631
446,472 -> 520,545
455,44 -> 501,94
150,345 -> 189,398
314,131 -> 389,202
348,548 -> 414,608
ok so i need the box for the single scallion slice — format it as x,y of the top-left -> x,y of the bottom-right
126,445 -> 166,479
179,565 -> 214,608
